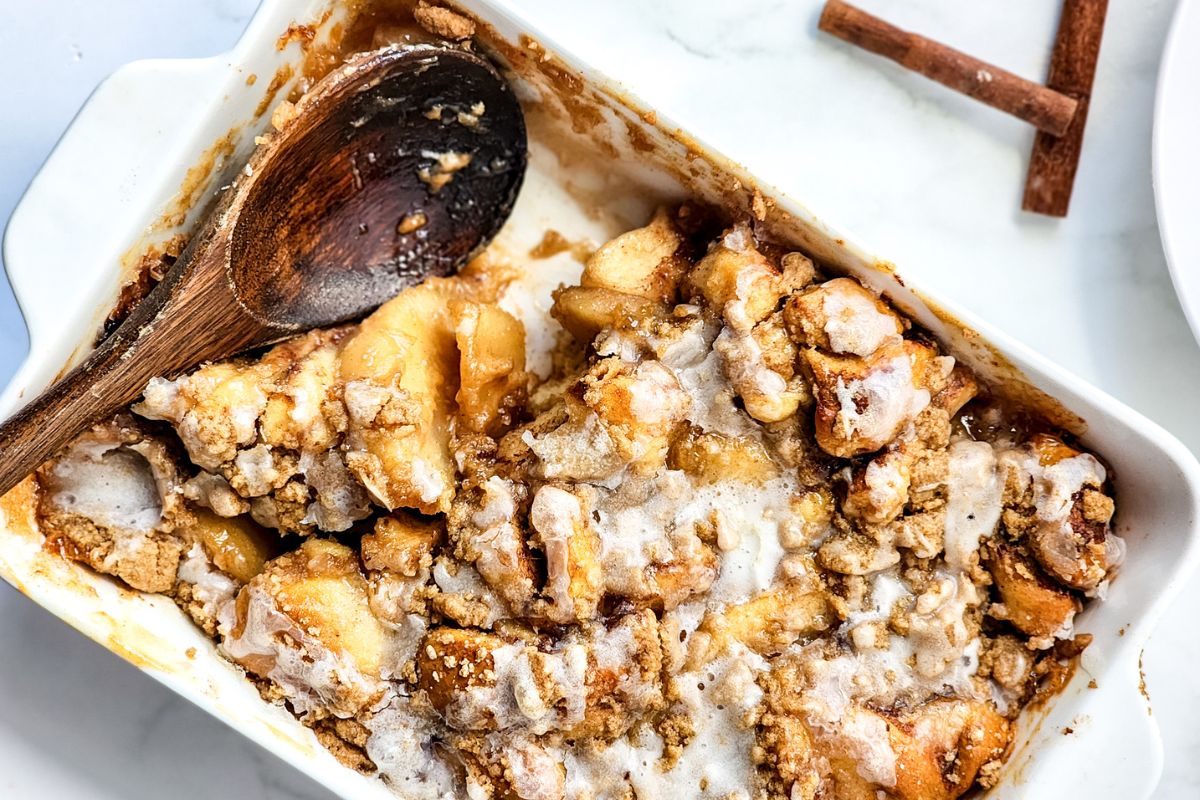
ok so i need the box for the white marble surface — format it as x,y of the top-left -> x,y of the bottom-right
1,0 -> 1197,797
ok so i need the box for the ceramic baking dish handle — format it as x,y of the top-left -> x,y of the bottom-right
0,5 -> 308,419
0,57 -> 233,419
1,0 -> 307,383
12,59 -> 236,331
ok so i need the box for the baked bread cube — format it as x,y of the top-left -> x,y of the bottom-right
416,626 -> 510,722
340,280 -> 461,514
842,447 -> 912,525
686,223 -> 783,324
223,538 -> 396,718
784,277 -> 903,357
805,340 -> 946,458
579,357 -> 690,474
361,512 -> 443,577
986,543 -> 1079,644
667,427 -> 779,485
580,207 -> 684,304
178,507 -> 278,584
1003,433 -> 1118,592
885,699 -> 1011,800
528,485 -> 603,624
550,285 -> 658,346
453,300 -> 528,437
692,584 -> 832,662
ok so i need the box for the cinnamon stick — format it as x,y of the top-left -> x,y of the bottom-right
1022,0 -> 1109,217
819,0 -> 1078,137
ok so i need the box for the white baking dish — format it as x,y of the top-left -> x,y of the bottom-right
2,1 -> 1197,798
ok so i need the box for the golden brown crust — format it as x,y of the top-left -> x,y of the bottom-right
416,627 -> 505,716
884,699 -> 1011,800
986,543 -> 1080,641
412,2 -> 476,40
361,512 -> 443,576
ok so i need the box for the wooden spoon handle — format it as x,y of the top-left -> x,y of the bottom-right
0,321 -> 165,495
0,237 -> 262,496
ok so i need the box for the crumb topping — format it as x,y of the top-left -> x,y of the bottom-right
36,208 -> 1121,800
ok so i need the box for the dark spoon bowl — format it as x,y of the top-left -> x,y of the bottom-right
0,43 -> 527,495
232,45 -> 527,329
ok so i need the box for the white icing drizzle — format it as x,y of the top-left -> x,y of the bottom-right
861,451 -> 910,522
445,642 -> 588,734
656,318 -> 759,438
233,444 -> 278,497
626,361 -> 687,423
472,476 -> 516,528
524,412 -> 625,485
698,479 -> 791,604
220,586 -> 385,719
908,573 -> 980,678
820,283 -> 902,357
590,471 -> 793,606
46,444 -> 162,532
1003,449 -> 1107,525
431,558 -> 506,628
176,543 -> 238,634
563,645 -> 766,800
839,707 -> 897,787
365,695 -> 458,799
944,439 -> 1004,570
410,457 -> 446,504
593,328 -> 641,363
833,352 -> 930,443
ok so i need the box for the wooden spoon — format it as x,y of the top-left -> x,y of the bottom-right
0,45 -> 526,495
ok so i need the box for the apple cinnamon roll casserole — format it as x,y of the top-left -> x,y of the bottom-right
34,208 -> 1122,799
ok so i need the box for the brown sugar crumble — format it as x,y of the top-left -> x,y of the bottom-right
413,2 -> 475,40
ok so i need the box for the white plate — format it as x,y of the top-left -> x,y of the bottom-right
1154,0 -> 1200,344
